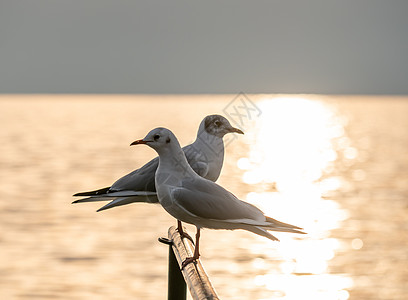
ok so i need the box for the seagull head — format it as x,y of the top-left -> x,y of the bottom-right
202,114 -> 244,138
130,127 -> 180,153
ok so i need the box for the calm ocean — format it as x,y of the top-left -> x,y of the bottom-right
0,94 -> 407,299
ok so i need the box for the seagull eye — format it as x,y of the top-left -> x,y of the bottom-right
153,134 -> 160,140
214,120 -> 221,127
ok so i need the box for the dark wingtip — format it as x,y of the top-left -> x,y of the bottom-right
73,187 -> 111,197
73,192 -> 90,197
291,229 -> 307,235
96,207 -> 106,213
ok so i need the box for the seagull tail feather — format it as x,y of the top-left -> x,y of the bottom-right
265,216 -> 303,230
245,226 -> 280,241
265,226 -> 306,235
259,217 -> 307,235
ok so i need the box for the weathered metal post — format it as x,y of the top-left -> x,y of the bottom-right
159,237 -> 187,300
160,226 -> 220,300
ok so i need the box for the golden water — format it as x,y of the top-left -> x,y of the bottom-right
0,95 -> 407,299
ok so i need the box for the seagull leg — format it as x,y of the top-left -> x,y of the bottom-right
177,220 -> 195,244
181,228 -> 201,269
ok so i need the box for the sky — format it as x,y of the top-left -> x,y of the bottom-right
1,1 -> 407,94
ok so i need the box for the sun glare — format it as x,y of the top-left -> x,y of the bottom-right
240,96 -> 353,299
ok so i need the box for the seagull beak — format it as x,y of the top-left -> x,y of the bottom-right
130,139 -> 148,146
230,127 -> 244,134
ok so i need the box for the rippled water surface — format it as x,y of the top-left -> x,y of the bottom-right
1,95 -> 407,299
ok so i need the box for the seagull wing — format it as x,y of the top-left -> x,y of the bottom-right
171,177 -> 305,241
172,177 -> 265,222
96,194 -> 159,212
109,157 -> 159,192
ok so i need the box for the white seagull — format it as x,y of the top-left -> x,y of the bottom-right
72,115 -> 243,235
131,127 -> 306,268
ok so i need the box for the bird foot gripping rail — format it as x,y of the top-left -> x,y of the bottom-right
159,226 -> 220,300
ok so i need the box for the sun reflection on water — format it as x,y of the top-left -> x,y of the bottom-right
240,96 -> 353,299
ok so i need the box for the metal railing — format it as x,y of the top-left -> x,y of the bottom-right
159,226 -> 220,300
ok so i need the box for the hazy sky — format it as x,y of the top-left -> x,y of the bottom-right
1,1 -> 407,94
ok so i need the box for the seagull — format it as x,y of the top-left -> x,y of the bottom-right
131,127 -> 306,268
72,115 -> 243,236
